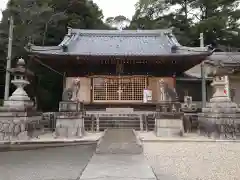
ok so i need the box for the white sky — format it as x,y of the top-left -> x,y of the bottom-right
93,0 -> 137,20
0,0 -> 138,20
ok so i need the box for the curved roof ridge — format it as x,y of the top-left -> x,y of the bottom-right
212,52 -> 240,55
177,46 -> 209,52
30,45 -> 62,51
70,28 -> 173,36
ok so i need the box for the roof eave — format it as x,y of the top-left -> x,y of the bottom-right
28,51 -> 211,58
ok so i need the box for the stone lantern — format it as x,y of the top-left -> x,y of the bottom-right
0,58 -> 42,141
198,62 -> 240,139
4,58 -> 34,109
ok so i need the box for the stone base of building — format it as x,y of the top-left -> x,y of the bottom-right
0,111 -> 42,141
55,112 -> 85,138
154,113 -> 184,137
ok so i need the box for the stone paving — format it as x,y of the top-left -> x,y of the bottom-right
143,142 -> 240,180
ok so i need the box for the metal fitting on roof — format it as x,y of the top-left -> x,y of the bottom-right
67,27 -> 72,36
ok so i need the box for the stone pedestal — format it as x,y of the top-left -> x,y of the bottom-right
198,76 -> 240,139
59,101 -> 83,112
55,101 -> 85,138
154,112 -> 184,137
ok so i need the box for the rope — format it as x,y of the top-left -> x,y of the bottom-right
33,58 -> 64,76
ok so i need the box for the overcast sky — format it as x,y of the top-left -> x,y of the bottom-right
0,0 -> 138,20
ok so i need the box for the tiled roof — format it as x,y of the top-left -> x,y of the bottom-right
206,52 -> 240,64
28,28 -> 210,56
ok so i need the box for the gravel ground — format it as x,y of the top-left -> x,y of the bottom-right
0,145 -> 95,180
143,142 -> 240,180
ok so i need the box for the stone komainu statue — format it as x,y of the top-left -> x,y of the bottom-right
62,88 -> 73,101
62,78 -> 81,101
159,79 -> 178,102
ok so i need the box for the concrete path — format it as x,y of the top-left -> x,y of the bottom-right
96,129 -> 142,154
80,129 -> 157,180
80,154 -> 156,180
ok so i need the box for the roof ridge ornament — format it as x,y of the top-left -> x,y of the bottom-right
67,27 -> 72,36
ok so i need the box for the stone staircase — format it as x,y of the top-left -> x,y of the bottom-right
84,108 -> 156,132
84,115 -> 141,131
96,129 -> 143,154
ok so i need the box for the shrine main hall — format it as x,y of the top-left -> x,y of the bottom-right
27,28 -> 213,109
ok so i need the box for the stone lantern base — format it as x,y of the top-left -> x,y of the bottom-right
3,100 -> 34,110
198,102 -> 240,139
0,107 -> 42,141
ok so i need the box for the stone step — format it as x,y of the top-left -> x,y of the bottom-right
96,129 -> 143,154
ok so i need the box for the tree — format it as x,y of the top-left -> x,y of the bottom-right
0,0 -> 53,101
0,0 -> 108,110
129,0 -> 240,48
105,15 -> 130,30
190,0 -> 240,47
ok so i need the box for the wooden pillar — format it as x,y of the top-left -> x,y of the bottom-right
173,74 -> 176,88
201,62 -> 206,108
116,60 -> 124,74
63,72 -> 66,89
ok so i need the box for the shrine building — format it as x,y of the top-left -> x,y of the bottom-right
27,28 -> 213,109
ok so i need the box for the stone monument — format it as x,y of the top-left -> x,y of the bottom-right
198,61 -> 240,139
55,78 -> 85,138
154,79 -> 184,137
0,58 -> 42,140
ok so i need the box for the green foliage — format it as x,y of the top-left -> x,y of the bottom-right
129,0 -> 240,48
105,15 -> 130,29
0,0 -> 108,110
